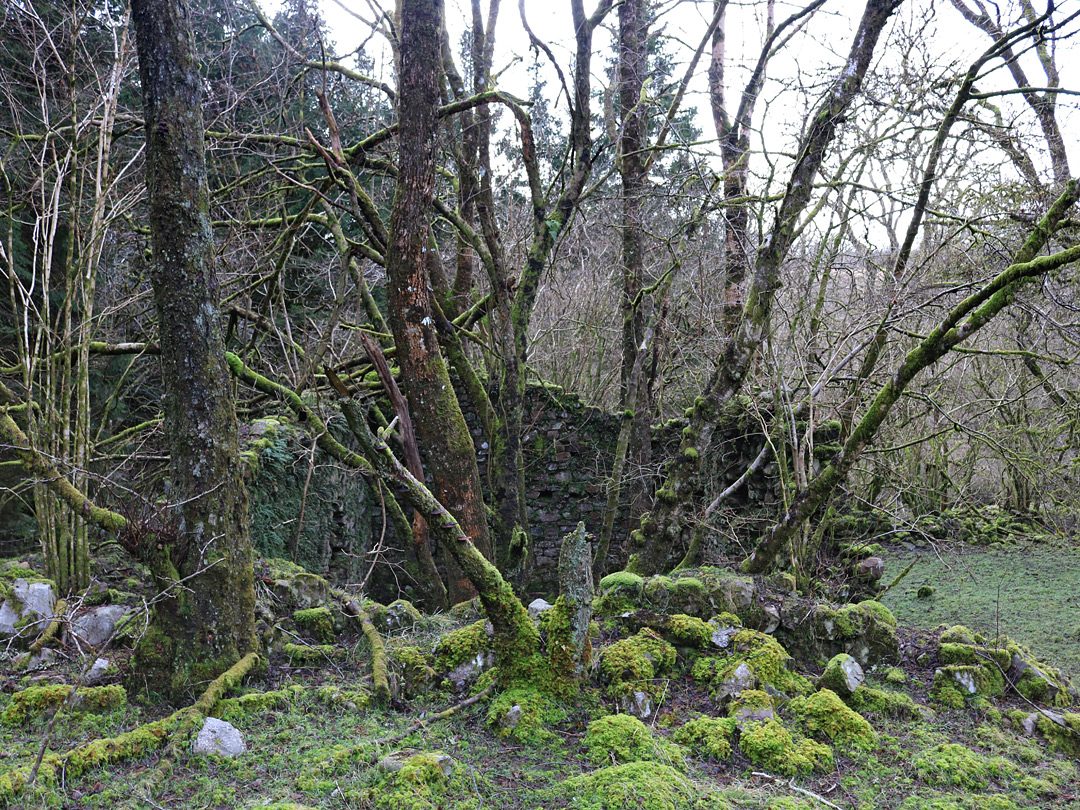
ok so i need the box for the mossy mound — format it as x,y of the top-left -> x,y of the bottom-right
672,715 -> 736,760
913,743 -> 1019,791
358,751 -> 474,810
486,688 -> 567,745
594,567 -> 754,619
599,629 -> 677,699
790,688 -> 877,749
932,625 -> 1075,708
0,684 -> 126,726
388,641 -> 436,697
372,599 -> 424,634
293,606 -> 336,644
583,713 -> 686,767
847,684 -> 922,719
547,761 -> 732,810
738,717 -> 833,776
433,620 -> 492,672
692,629 -> 811,700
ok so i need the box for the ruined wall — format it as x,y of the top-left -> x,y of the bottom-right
243,388 -> 808,599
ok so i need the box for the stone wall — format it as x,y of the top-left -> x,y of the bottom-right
243,388 -> 819,600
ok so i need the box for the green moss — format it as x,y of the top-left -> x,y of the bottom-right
584,714 -> 686,768
283,643 -> 344,665
213,686 -> 301,721
896,797 -> 1018,810
847,685 -> 920,719
355,751 -> 474,810
738,718 -> 833,776
547,761 -> 731,810
932,664 -> 1005,702
1037,711 -> 1080,757
672,716 -> 736,760
692,629 -> 812,699
912,743 -> 1017,790
600,629 -> 677,699
884,667 -> 907,684
594,571 -> 645,616
917,585 -> 936,599
0,684 -> 126,726
790,689 -> 877,749
857,600 -> 897,628
433,620 -> 491,671
293,607 -> 335,644
389,641 -> 436,697
315,684 -> 370,710
485,688 -> 567,745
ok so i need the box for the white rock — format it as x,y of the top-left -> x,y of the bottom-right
84,657 -> 111,685
72,605 -> 127,648
193,717 -> 246,756
528,598 -> 554,619
0,578 -> 56,636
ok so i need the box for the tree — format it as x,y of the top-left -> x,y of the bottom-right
129,0 -> 256,696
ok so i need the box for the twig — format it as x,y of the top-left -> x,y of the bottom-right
750,771 -> 846,810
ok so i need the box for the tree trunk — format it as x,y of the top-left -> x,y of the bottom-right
387,0 -> 493,603
131,0 -> 256,698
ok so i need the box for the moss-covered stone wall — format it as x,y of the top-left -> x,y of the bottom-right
242,388 -> 806,597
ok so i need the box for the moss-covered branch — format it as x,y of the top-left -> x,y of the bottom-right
0,408 -> 127,535
341,597 -> 391,706
743,180 -> 1080,573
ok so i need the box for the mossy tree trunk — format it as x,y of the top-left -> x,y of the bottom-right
386,0 -> 493,603
627,0 -> 900,576
131,0 -> 256,697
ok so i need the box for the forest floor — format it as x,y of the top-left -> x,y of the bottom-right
881,537 -> 1080,681
1,541 -> 1079,810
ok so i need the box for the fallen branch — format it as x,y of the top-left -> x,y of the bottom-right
0,651 -> 261,808
339,596 -> 392,706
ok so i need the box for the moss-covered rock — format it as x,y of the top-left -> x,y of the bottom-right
485,688 -> 567,745
790,688 -> 877,749
819,653 -> 864,697
931,664 -> 1005,706
388,641 -> 436,697
737,718 -> 833,776
372,599 -> 423,634
0,684 -> 126,726
672,716 -> 736,761
847,684 -> 921,719
692,629 -> 811,702
584,714 -> 686,767
433,620 -> 492,672
293,606 -> 336,644
599,629 -> 677,699
315,684 -> 370,711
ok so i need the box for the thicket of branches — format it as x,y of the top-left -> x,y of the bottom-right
2,0 -> 1079,609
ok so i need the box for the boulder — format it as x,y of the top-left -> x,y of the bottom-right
820,653 -> 865,698
84,657 -> 111,685
193,717 -> 246,757
378,750 -> 455,779
855,557 -> 885,581
528,598 -> 554,619
71,605 -> 128,648
0,578 -> 56,637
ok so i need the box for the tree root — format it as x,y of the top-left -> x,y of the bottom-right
0,652 -> 260,808
340,597 -> 391,706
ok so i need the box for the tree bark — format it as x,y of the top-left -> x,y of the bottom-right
131,0 -> 256,697
387,0 -> 493,603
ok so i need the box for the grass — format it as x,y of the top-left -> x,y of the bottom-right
880,537 -> 1080,681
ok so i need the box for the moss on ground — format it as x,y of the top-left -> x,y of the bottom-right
583,714 -> 686,767
599,629 -> 677,699
692,629 -> 812,698
546,761 -> 732,810
790,689 -> 877,749
672,715 -> 736,760
1,684 -> 126,726
738,717 -> 833,776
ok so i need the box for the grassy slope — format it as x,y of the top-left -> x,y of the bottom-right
881,539 -> 1080,681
